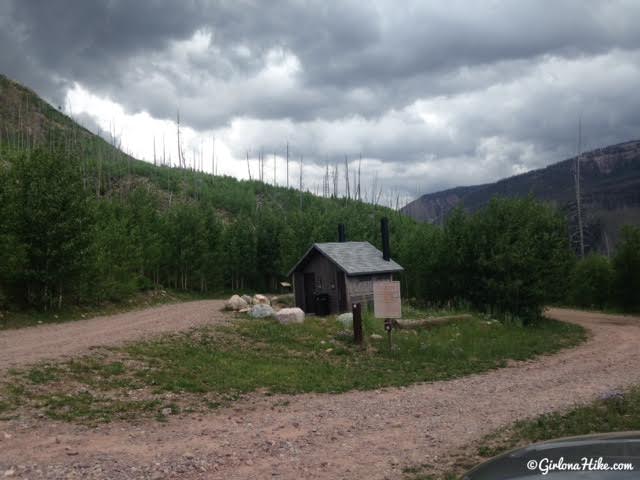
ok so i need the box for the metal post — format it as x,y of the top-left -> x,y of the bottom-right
353,303 -> 363,345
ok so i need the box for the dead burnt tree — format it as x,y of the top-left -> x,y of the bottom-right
211,135 -> 216,175
273,152 -> 277,185
324,159 -> 330,198
573,119 -> 586,258
162,135 -> 166,167
176,109 -> 185,169
299,155 -> 304,209
344,155 -> 351,200
286,141 -> 290,188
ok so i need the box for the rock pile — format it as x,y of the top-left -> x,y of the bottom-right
225,294 -> 306,324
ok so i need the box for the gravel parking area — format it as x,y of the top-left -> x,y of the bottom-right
0,300 -> 228,370
1,307 -> 639,479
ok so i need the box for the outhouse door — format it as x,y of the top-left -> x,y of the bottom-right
304,272 -> 316,313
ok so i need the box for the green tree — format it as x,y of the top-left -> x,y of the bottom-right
473,197 -> 573,321
223,218 -> 257,290
1,147 -> 93,308
613,225 -> 640,312
568,255 -> 614,309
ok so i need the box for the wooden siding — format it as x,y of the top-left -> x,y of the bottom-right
293,271 -> 305,310
294,250 -> 342,314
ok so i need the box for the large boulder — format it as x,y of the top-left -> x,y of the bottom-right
241,294 -> 253,305
225,294 -> 248,311
249,304 -> 275,319
272,293 -> 295,308
253,294 -> 270,305
337,312 -> 353,328
276,307 -> 305,325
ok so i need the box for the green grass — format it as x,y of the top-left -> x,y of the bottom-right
41,392 -> 161,423
0,313 -> 585,424
405,387 -> 640,480
0,289 -> 220,331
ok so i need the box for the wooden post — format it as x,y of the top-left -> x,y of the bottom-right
384,319 -> 393,350
352,303 -> 363,345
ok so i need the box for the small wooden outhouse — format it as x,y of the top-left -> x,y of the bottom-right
287,233 -> 403,315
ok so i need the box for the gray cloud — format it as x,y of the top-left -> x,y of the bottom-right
2,0 -> 640,197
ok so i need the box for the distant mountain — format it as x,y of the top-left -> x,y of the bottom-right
401,140 -> 640,253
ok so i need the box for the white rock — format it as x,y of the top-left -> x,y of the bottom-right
225,295 -> 248,311
370,334 -> 383,340
241,295 -> 253,305
253,294 -> 270,305
3,469 -> 15,478
337,312 -> 353,328
249,304 -> 275,319
275,308 -> 305,325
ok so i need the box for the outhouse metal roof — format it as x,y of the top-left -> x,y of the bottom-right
288,241 -> 404,277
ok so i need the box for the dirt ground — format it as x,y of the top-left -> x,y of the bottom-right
1,307 -> 640,479
0,300 -> 228,370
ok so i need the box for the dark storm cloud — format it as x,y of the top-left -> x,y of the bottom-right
2,0 -> 640,195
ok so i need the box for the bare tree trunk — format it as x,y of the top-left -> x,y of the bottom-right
246,151 -> 252,180
286,141 -> 289,188
177,109 -> 184,169
162,135 -> 166,166
299,155 -> 303,209
211,135 -> 216,175
344,155 -> 350,200
357,153 -> 362,201
575,118 -> 585,258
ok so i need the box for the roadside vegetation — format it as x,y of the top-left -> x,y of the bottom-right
566,226 -> 640,313
0,310 -> 585,424
405,386 -> 640,480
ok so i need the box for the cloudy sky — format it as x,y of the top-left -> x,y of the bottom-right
2,0 -> 640,204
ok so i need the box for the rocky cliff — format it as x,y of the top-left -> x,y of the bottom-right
401,140 -> 640,253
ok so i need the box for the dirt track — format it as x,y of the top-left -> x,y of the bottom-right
1,307 -> 640,479
0,300 -> 227,370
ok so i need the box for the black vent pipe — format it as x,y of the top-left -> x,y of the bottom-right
381,217 -> 390,261
338,224 -> 346,242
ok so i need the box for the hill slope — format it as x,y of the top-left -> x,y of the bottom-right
0,73 -> 425,309
401,141 -> 640,253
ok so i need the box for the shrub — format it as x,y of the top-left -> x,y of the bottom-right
568,255 -> 613,309
613,226 -> 640,312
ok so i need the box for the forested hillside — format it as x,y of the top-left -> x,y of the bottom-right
0,74 -> 427,308
2,74 -> 638,318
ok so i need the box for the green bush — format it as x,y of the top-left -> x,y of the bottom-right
436,198 -> 573,322
568,255 -> 614,309
613,226 -> 640,312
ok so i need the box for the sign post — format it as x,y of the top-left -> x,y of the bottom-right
373,281 -> 401,350
352,302 -> 363,345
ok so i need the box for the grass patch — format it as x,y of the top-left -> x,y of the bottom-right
0,289 -> 220,331
41,392 -> 160,423
405,387 -> 640,479
125,313 -> 584,395
0,312 -> 585,424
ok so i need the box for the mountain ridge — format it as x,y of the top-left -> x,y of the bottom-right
401,140 -> 640,253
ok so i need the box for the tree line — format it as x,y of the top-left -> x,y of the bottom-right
1,146 -> 638,320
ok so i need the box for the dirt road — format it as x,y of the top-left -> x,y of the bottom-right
0,300 -> 227,369
1,308 -> 640,479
